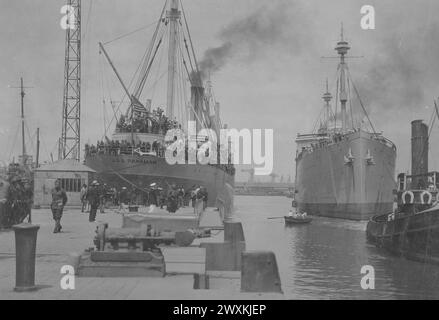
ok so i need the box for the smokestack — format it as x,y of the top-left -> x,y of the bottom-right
411,120 -> 429,187
190,74 -> 205,131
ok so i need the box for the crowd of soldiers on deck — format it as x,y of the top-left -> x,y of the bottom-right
84,139 -> 236,176
80,181 -> 208,215
115,107 -> 180,135
0,163 -> 33,228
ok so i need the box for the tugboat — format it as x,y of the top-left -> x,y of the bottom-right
366,119 -> 439,265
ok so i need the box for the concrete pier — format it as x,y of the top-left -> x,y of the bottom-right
0,207 -> 284,299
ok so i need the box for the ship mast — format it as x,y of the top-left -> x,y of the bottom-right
20,78 -> 26,162
322,79 -> 333,129
335,24 -> 350,133
166,0 -> 180,120
10,77 -> 32,166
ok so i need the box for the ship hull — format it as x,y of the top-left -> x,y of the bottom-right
84,154 -> 235,208
366,208 -> 439,265
296,131 -> 396,220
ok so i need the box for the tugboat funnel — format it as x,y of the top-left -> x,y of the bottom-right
411,120 -> 429,188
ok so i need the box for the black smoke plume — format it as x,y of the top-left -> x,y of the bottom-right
196,0 -> 311,80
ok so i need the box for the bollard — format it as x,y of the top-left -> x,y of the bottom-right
200,221 -> 246,271
193,273 -> 210,289
13,223 -> 40,292
224,221 -> 245,243
241,251 -> 283,294
68,253 -> 81,275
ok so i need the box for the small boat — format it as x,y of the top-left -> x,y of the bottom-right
284,215 -> 313,225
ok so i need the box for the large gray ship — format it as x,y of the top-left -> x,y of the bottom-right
295,30 -> 396,220
84,0 -> 235,209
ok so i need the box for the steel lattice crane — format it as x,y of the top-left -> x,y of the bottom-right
60,0 -> 81,161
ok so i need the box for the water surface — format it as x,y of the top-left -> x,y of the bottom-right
235,195 -> 439,299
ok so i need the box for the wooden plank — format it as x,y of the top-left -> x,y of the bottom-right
90,251 -> 163,263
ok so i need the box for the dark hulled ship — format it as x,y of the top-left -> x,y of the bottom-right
294,30 -> 397,220
367,120 -> 439,264
84,0 -> 235,210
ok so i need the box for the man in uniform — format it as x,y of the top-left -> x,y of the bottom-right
51,179 -> 68,233
80,184 -> 88,213
99,183 -> 107,213
148,183 -> 158,207
190,185 -> 198,208
119,186 -> 128,209
201,187 -> 208,210
177,185 -> 185,208
159,187 -> 166,209
167,184 -> 178,213
87,181 -> 100,222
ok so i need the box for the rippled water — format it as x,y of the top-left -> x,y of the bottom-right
234,195 -> 439,299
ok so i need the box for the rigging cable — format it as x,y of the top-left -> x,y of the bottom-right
38,131 -> 53,164
134,20 -> 167,105
103,19 -> 161,46
101,8 -> 168,132
102,35 -> 151,135
82,0 -> 93,41
99,56 -> 108,136
179,19 -> 195,74
180,0 -> 200,75
24,123 -> 35,155
133,0 -> 168,98
149,30 -> 167,103
346,73 -> 355,129
347,69 -> 377,135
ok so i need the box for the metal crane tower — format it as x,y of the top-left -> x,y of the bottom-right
60,0 -> 81,161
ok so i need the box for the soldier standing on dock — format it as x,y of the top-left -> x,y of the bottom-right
87,181 -> 100,222
148,183 -> 158,207
177,185 -> 185,208
119,187 -> 128,208
99,183 -> 106,213
190,185 -> 198,208
201,187 -> 208,210
51,179 -> 67,233
80,184 -> 88,213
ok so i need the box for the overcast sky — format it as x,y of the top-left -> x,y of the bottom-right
1,0 -> 439,182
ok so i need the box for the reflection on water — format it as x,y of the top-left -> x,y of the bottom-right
235,196 -> 439,299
